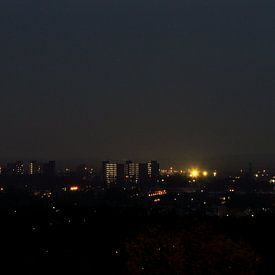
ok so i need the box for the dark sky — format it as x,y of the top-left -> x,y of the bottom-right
0,0 -> 275,167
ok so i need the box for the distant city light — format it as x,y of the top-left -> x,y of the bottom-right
188,168 -> 212,178
148,190 -> 167,197
190,169 -> 199,178
70,186 -> 79,191
202,171 -> 208,177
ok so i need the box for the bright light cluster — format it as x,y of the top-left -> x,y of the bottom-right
189,169 -> 212,178
148,190 -> 167,197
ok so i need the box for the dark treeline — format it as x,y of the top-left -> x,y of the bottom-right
0,189 -> 274,274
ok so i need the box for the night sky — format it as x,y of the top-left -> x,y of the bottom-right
0,0 -> 275,167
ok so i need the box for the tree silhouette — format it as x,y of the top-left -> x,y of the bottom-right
126,226 -> 259,275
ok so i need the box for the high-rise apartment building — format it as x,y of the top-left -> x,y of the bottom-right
42,161 -> 56,177
103,160 -> 160,185
28,161 -> 42,175
147,160 -> 160,180
7,161 -> 24,175
103,161 -> 118,185
125,161 -> 139,183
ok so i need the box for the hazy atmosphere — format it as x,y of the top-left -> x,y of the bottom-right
1,0 -> 274,167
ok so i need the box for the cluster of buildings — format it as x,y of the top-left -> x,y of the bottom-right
0,161 -> 56,177
0,159 -> 161,186
102,160 -> 160,185
62,164 -> 94,178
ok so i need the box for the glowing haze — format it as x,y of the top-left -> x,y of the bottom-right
0,0 -> 274,168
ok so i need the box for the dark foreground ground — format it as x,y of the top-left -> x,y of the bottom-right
0,190 -> 274,275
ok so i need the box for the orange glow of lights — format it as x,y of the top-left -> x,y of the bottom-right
190,169 -> 199,178
70,186 -> 79,191
202,171 -> 208,177
148,190 -> 167,197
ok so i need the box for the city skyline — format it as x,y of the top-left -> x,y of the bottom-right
1,154 -> 275,171
0,157 -> 274,174
0,1 -> 274,274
